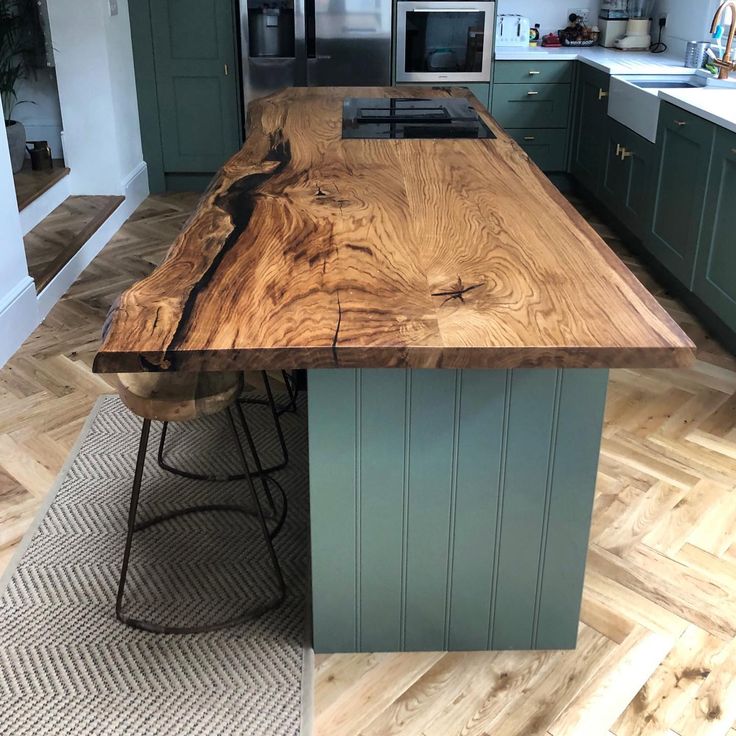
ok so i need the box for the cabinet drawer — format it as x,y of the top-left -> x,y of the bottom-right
507,128 -> 568,171
492,84 -> 571,129
494,60 -> 573,84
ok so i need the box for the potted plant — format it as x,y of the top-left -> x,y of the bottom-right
1,0 -> 39,173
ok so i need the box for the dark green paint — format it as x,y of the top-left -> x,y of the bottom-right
507,128 -> 569,171
491,83 -> 571,129
601,118 -> 656,241
130,0 -> 242,192
647,103 -> 714,287
693,127 -> 736,332
494,60 -> 573,85
570,64 -> 610,193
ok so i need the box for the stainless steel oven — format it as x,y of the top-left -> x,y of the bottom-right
396,1 -> 495,83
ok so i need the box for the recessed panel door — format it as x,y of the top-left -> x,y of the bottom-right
150,0 -> 241,173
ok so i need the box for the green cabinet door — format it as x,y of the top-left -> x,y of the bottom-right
622,129 -> 656,240
149,0 -> 241,174
601,118 -> 631,222
601,119 -> 656,241
693,128 -> 736,331
647,103 -> 714,287
570,64 -> 610,194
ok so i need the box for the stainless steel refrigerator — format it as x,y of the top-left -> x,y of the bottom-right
241,0 -> 393,105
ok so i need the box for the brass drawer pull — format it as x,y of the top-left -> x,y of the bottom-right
527,91 -> 539,96
523,136 -> 536,141
674,120 -> 687,127
598,89 -> 608,100
528,70 -> 541,75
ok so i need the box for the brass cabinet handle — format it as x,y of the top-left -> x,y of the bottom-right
523,136 -> 536,141
616,143 -> 623,157
528,70 -> 541,75
598,89 -> 608,100
620,148 -> 633,160
527,91 -> 539,96
674,120 -> 687,127
224,63 -> 229,76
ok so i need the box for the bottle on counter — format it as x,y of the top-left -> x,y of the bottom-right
529,23 -> 541,46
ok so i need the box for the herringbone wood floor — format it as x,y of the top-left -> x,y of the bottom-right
1,193 -> 735,736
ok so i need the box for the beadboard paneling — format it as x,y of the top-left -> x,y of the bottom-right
308,368 -> 608,652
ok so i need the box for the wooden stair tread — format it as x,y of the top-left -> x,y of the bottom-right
14,160 -> 70,211
24,195 -> 125,293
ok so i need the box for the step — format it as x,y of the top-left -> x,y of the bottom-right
14,160 -> 70,212
24,195 -> 125,293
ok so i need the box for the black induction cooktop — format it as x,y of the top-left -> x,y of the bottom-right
342,97 -> 495,140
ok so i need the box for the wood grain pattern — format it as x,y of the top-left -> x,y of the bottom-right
1,192 -> 736,735
93,86 -> 694,373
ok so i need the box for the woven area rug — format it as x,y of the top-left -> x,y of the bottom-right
0,393 -> 312,735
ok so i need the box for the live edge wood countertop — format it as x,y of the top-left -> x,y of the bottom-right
94,87 -> 695,374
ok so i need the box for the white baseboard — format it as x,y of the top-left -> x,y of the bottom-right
0,277 -> 38,368
36,162 -> 149,320
122,161 -> 149,203
20,174 -> 70,235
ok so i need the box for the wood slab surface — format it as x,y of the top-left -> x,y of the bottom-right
94,86 -> 694,373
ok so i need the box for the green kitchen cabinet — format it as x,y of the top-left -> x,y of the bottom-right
491,83 -> 571,129
494,60 -> 573,85
570,64 -> 611,194
507,129 -> 568,172
492,61 -> 574,172
601,119 -> 656,241
647,103 -> 715,288
693,127 -> 736,331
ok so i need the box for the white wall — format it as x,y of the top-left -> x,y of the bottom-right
652,0 -> 723,56
46,0 -> 144,196
1,0 -> 149,367
497,0 -> 602,35
0,97 -> 38,367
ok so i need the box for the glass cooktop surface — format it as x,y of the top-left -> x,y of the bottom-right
342,97 -> 495,140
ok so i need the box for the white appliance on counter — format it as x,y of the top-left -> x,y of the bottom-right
396,1 -> 496,83
496,14 -> 530,47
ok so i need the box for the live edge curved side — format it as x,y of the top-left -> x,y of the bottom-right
93,86 -> 694,374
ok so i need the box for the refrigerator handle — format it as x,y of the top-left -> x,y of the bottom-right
305,0 -> 316,58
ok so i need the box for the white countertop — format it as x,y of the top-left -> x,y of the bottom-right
659,88 -> 736,134
495,46 -> 736,135
495,46 -> 691,74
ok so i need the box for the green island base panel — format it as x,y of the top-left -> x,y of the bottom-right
308,368 -> 609,653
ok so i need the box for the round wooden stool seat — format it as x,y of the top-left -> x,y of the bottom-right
115,371 -> 243,422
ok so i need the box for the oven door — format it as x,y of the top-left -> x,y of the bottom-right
396,1 -> 495,83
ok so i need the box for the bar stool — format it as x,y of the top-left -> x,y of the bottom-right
114,371 -> 286,634
157,371 -> 290,482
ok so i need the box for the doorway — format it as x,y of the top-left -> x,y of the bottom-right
129,0 -> 243,193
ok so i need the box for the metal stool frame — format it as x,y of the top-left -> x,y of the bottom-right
157,371 -> 289,483
243,370 -> 300,416
116,402 -> 287,634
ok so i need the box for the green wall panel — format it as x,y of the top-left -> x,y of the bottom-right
308,367 -> 608,653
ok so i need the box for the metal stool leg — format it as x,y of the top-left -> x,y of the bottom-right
115,409 -> 286,634
242,370 -> 299,417
157,370 -> 288,482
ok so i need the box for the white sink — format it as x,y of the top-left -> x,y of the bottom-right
607,72 -> 736,143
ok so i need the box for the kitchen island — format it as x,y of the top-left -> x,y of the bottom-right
95,87 -> 694,653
